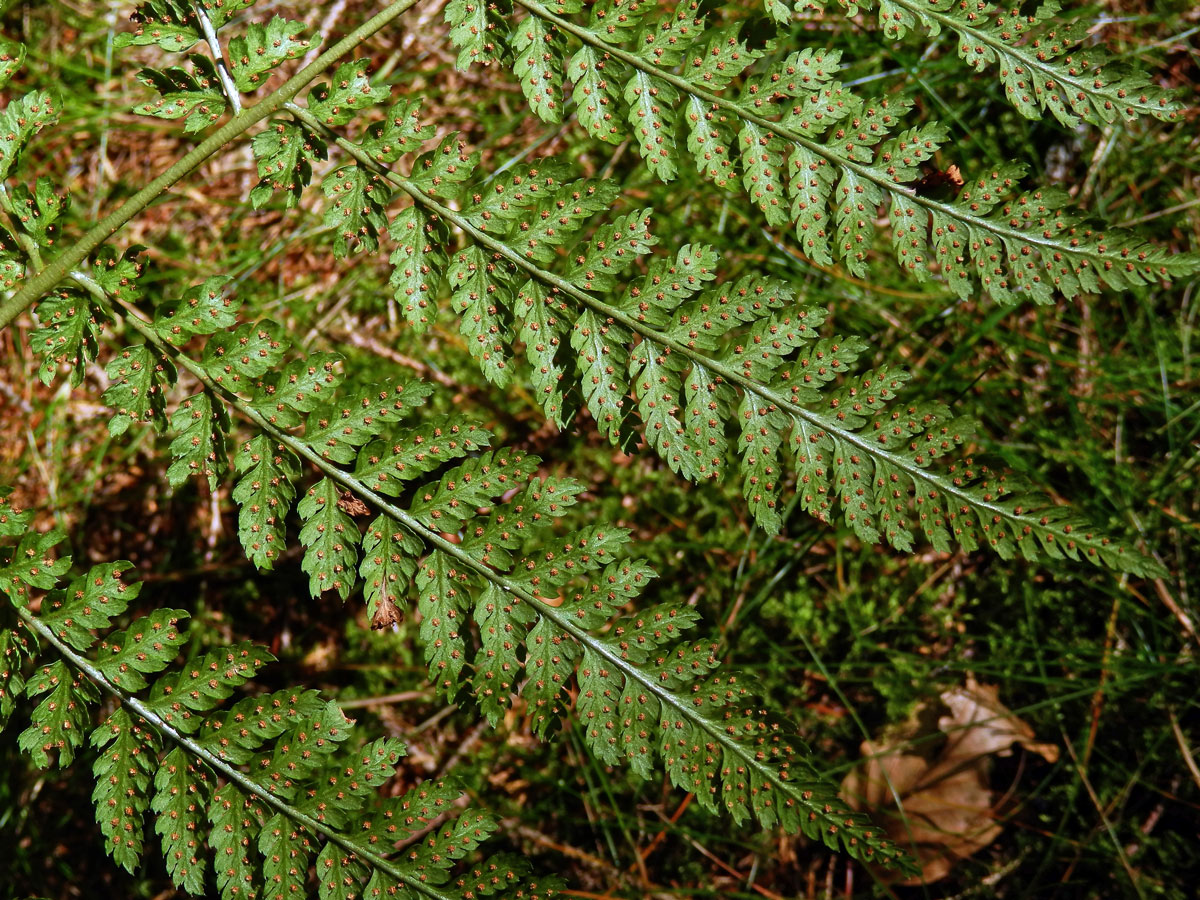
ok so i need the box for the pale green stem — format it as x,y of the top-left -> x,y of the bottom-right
192,2 -> 244,115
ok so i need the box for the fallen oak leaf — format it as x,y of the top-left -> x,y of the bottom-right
842,677 -> 1058,885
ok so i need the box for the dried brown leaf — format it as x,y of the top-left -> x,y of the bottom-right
842,677 -> 1057,885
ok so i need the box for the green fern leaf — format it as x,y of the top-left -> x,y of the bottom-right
624,71 -> 679,181
570,309 -> 632,446
135,56 -> 227,133
210,782 -> 266,900
234,435 -> 301,571
512,14 -> 566,122
203,319 -> 290,385
152,746 -> 212,893
298,477 -> 361,601
323,165 -> 387,257
227,17 -> 310,92
517,280 -> 577,427
103,344 -> 177,437
0,528 -> 72,597
116,1 -> 201,52
0,40 -> 26,90
416,551 -> 470,699
167,391 -> 229,490
355,419 -> 491,497
0,234 -> 24,290
205,0 -> 257,28
0,627 -> 30,732
353,778 -> 461,852
197,687 -> 326,765
358,99 -> 434,164
275,352 -> 346,412
316,842 -> 368,900
522,618 -> 578,738
303,381 -> 431,465
0,90 -> 59,182
254,701 -> 353,799
570,45 -> 622,143
259,812 -> 314,900
91,708 -> 158,873
474,582 -> 534,721
0,487 -> 30,538
250,121 -> 327,209
307,60 -> 389,128
92,244 -> 146,301
38,561 -> 142,651
409,809 -> 498,878
446,0 -> 511,69
407,134 -> 480,200
360,515 -> 420,627
31,289 -> 109,387
407,450 -> 540,529
155,276 -> 239,343
146,643 -> 274,733
389,206 -> 449,332
18,180 -> 70,242
19,659 -> 97,767
450,244 -> 514,386
95,609 -> 190,692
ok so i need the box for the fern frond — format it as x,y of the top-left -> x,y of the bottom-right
268,98 -> 1161,573
0,540 -> 566,900
461,0 -> 1200,305
800,0 -> 1183,126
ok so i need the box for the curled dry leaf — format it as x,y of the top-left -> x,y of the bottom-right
842,677 -> 1059,885
337,490 -> 371,517
370,595 -> 402,630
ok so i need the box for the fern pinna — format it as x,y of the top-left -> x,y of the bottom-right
440,0 -> 1195,302
0,514 -> 564,900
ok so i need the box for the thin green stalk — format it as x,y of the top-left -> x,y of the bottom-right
15,605 -> 461,900
0,0 -> 424,332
